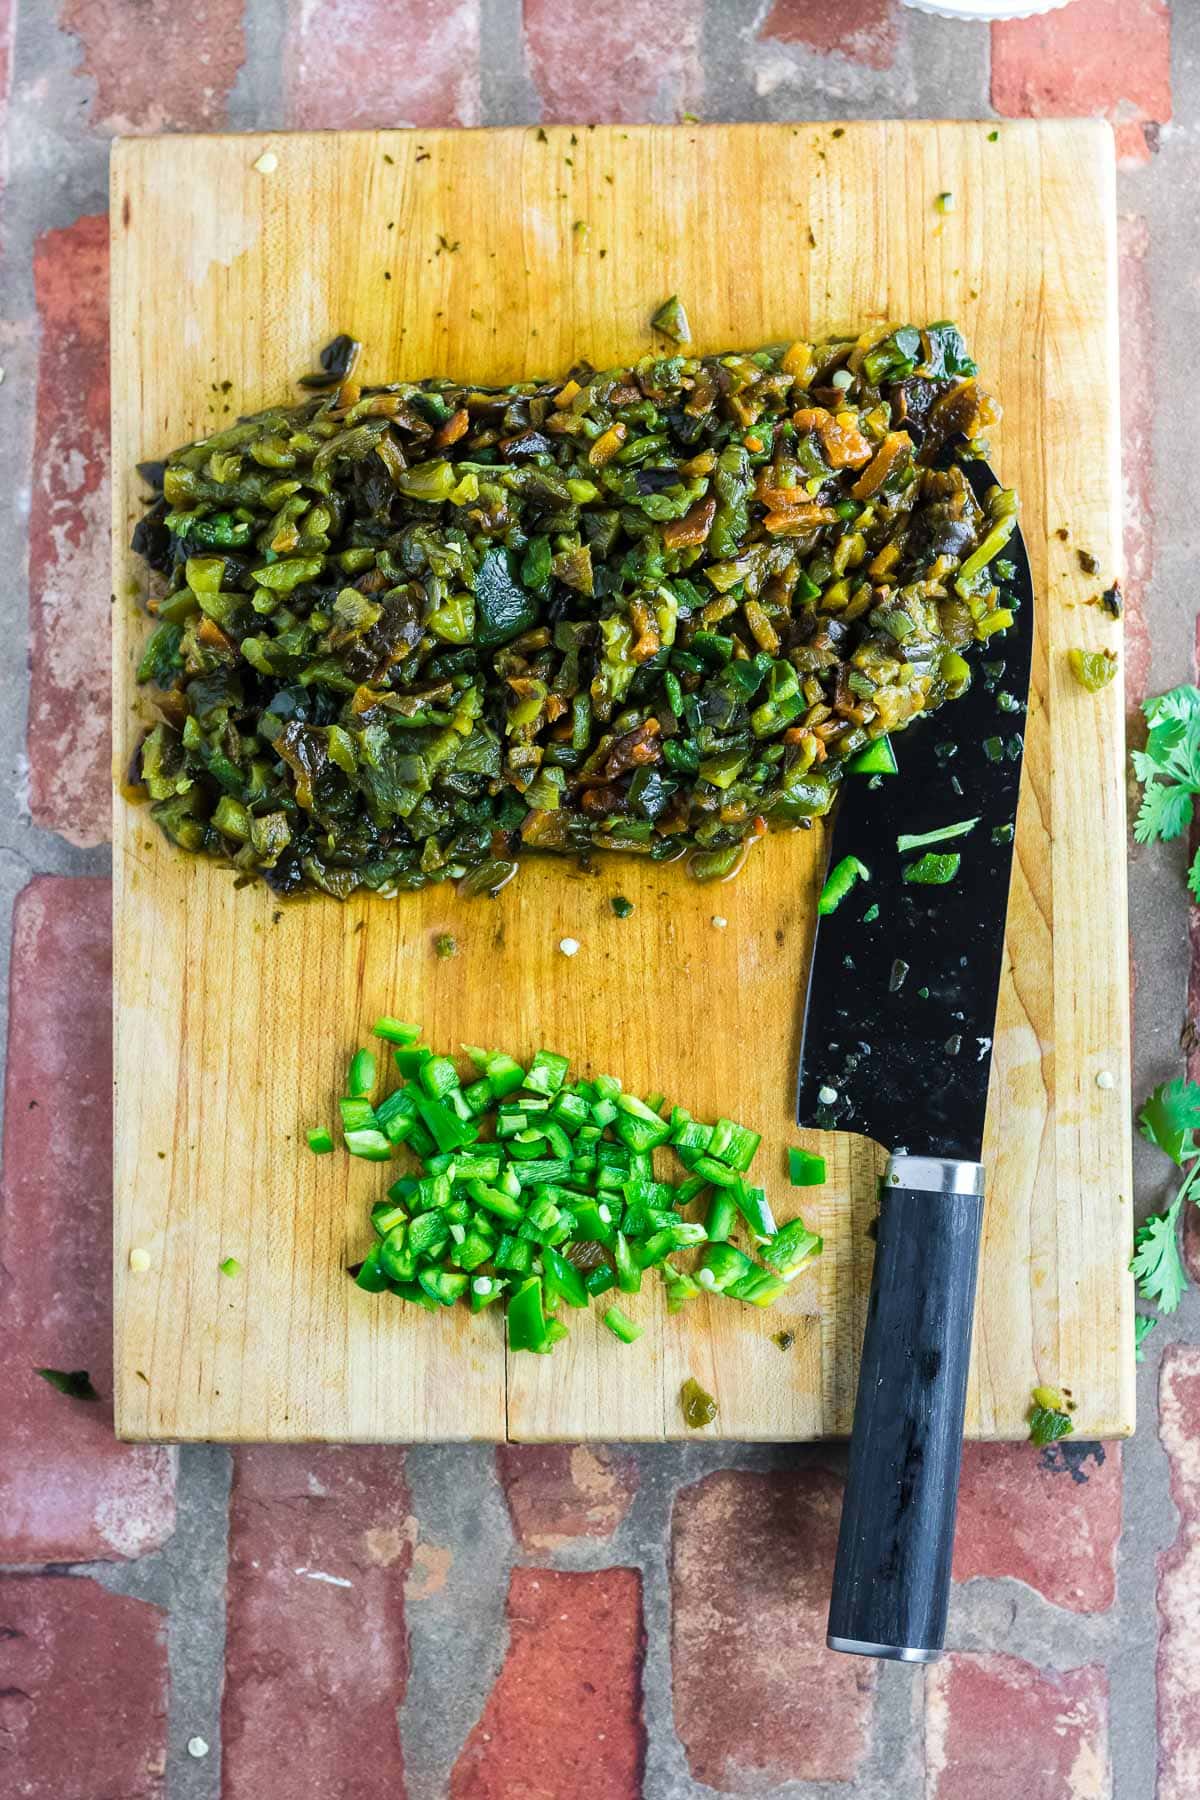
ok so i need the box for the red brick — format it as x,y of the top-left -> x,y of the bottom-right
60,0 -> 245,132
953,1441 -> 1121,1614
925,1654 -> 1110,1800
0,1575 -> 167,1799
671,1468 -> 873,1789
496,1445 -> 639,1549
450,1567 -> 645,1800
28,217 -> 111,849
1156,1346 -> 1200,1799
223,1447 -> 412,1799
524,0 -> 701,125
1184,1197 -> 1200,1286
992,0 -> 1170,165
0,878 -> 175,1564
759,0 -> 894,71
286,0 -> 480,129
1119,214 -> 1153,727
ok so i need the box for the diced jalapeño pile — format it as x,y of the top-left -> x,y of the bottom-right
325,1027 -> 822,1351
131,323 -> 1016,898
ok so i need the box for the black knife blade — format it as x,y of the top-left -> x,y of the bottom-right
797,459 -> 1036,1665
795,458 -> 1034,1160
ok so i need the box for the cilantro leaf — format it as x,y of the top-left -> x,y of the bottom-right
1131,1198 -> 1187,1313
1145,684 -> 1200,732
1135,1314 -> 1158,1361
1029,1404 -> 1073,1446
1135,781 -> 1194,844
1138,1079 -> 1200,1165
1189,851 -> 1200,905
1133,688 -> 1200,859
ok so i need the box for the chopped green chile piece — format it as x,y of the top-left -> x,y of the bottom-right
132,330 -> 1012,899
542,1246 -> 589,1308
696,1241 -> 755,1292
413,1094 -> 477,1153
680,1377 -> 717,1428
732,1181 -> 776,1242
468,1048 -> 524,1098
374,1018 -> 423,1045
333,1032 -> 820,1351
707,1117 -> 761,1172
846,735 -> 897,776
495,1234 -> 534,1273
818,855 -> 869,915
352,1246 -> 389,1293
603,1305 -> 643,1345
1068,647 -> 1118,693
724,1267 -> 789,1306
347,1048 -> 377,1098
760,1217 -> 822,1279
419,1055 -> 461,1101
788,1147 -> 826,1186
219,1256 -> 241,1277
690,1154 -> 739,1189
339,1095 -> 376,1132
903,851 -> 962,885
469,1275 -> 508,1313
651,294 -> 692,344
307,1127 -> 335,1154
660,1262 -> 702,1312
419,1267 -> 469,1306
613,1231 -> 643,1294
705,1188 -> 737,1243
343,1126 -> 392,1161
896,817 -> 978,853
507,1276 -> 551,1353
525,1050 -> 569,1097
371,1198 -> 408,1237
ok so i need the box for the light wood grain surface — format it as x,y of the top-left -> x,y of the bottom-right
111,122 -> 1133,1443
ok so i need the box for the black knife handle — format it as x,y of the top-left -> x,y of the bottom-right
826,1155 -> 985,1663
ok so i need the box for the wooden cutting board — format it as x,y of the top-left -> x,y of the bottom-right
111,121 -> 1133,1443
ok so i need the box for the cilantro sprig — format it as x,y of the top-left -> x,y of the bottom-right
1128,688 -> 1200,1344
1131,1079 -> 1200,1333
1132,686 -> 1200,899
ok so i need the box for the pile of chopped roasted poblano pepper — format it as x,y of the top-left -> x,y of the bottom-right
130,322 -> 1015,898
323,1022 -> 822,1350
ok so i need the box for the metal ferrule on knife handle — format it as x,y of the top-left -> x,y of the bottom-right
826,1154 -> 986,1662
884,1155 -> 985,1197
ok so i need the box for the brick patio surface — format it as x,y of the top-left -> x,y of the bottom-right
0,3 -> 1192,1796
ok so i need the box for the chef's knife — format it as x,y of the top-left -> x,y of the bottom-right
796,458 -> 1034,1663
